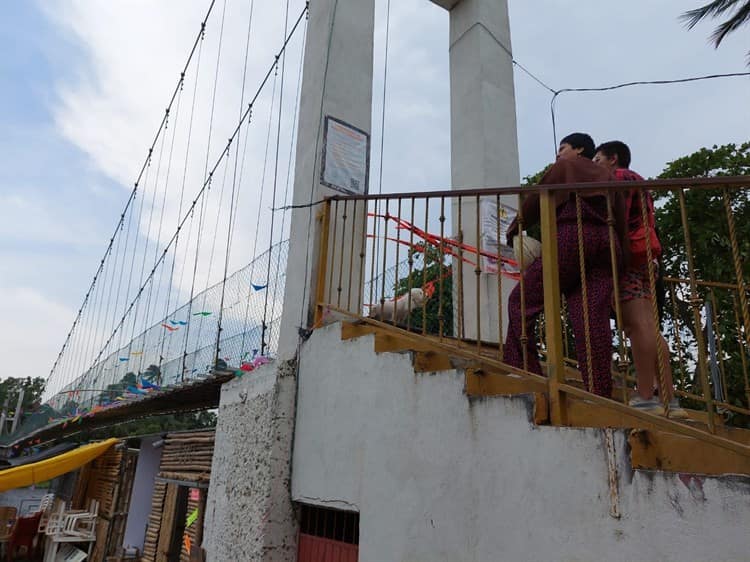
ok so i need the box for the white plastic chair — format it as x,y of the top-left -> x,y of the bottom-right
36,494 -> 57,534
62,499 -> 98,540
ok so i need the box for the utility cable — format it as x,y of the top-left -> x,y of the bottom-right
548,72 -> 750,154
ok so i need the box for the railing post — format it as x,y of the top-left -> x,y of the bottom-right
678,189 -> 715,432
539,191 -> 567,425
313,199 -> 333,327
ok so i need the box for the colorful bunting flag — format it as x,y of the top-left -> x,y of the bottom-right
186,508 -> 199,528
141,379 -> 160,391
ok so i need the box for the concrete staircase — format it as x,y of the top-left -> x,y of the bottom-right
340,320 -> 750,477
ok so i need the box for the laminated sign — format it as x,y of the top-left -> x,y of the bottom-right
480,197 -> 518,275
321,116 -> 370,195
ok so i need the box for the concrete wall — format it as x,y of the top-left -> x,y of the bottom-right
446,0 -> 521,343
123,435 -> 162,553
203,362 -> 298,562
292,323 -> 750,562
278,0 -> 375,358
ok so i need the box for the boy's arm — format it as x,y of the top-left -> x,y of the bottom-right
613,191 -> 630,268
506,162 -> 569,244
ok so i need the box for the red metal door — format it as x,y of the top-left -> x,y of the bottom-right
298,533 -> 359,562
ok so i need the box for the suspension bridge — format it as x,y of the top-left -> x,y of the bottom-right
4,0 -> 748,455
6,1 -> 314,444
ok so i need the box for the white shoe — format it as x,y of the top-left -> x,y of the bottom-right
628,396 -> 664,415
665,398 -> 689,420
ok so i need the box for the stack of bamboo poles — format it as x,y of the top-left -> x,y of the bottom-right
86,447 -> 124,517
70,442 -> 126,562
158,431 -> 215,478
141,430 -> 215,562
141,481 -> 167,562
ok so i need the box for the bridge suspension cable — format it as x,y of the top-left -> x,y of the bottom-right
46,2 -> 220,394
45,1 -> 309,404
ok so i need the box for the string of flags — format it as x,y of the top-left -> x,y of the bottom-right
250,283 -> 267,291
236,355 -> 271,376
18,351 -> 271,450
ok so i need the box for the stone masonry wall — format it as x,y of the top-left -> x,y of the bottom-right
203,360 -> 298,562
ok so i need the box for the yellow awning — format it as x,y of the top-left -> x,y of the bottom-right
0,438 -> 119,492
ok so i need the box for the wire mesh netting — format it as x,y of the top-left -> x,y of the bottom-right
44,240 -> 288,413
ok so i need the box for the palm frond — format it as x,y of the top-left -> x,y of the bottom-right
680,0 -> 744,29
709,1 -> 750,44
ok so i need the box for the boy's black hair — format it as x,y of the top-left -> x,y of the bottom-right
560,132 -> 596,159
595,140 -> 632,169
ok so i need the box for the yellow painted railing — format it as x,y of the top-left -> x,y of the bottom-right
312,176 -> 750,455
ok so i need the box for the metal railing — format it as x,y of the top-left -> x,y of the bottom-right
312,176 -> 750,455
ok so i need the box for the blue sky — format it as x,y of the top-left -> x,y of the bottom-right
1,0 -> 749,389
0,3 -> 126,381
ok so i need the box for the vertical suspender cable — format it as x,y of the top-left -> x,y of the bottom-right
261,0 -> 291,356
216,0 -> 257,364
181,0 -> 229,379
268,19 -> 307,338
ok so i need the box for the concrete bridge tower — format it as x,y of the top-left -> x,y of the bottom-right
277,0 -> 520,357
205,1 -> 521,559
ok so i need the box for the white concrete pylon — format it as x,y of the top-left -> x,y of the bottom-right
432,0 -> 521,343
278,0 -> 375,360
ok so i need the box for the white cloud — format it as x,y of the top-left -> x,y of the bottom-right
0,287 -> 75,381
25,0 -> 750,391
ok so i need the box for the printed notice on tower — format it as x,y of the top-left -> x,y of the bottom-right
321,116 -> 370,195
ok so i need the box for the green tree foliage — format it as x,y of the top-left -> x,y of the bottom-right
7,365 -> 217,442
520,165 -> 551,242
522,164 -> 552,187
0,377 -> 50,437
655,142 -> 750,423
0,377 -> 46,413
87,410 -> 217,440
393,243 -> 453,336
681,1 -> 750,63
